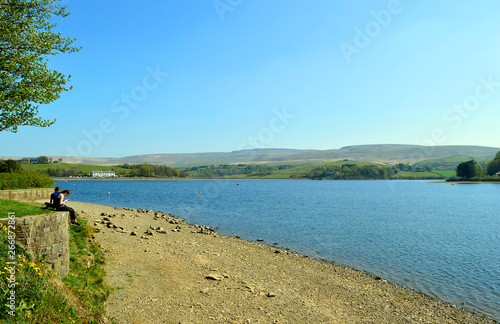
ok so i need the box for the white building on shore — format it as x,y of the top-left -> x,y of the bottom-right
91,170 -> 116,178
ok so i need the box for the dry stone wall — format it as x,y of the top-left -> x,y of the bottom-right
0,188 -> 53,201
0,188 -> 70,277
0,212 -> 70,277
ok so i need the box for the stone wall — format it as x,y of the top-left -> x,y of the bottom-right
0,212 -> 70,277
0,188 -> 54,202
0,187 -> 70,277
0,188 -> 70,276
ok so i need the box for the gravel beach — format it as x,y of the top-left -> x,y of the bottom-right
68,201 -> 497,324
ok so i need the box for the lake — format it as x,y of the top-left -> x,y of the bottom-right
56,179 -> 500,321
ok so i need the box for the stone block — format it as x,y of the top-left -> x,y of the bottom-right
46,236 -> 55,246
53,243 -> 62,254
0,209 -> 69,277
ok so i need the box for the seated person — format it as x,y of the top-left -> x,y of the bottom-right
44,186 -> 61,208
55,189 -> 80,227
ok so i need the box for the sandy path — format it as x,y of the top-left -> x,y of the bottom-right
68,201 -> 496,324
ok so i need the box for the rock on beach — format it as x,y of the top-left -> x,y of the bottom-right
69,201 -> 497,324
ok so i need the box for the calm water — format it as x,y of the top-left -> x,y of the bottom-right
56,179 -> 500,321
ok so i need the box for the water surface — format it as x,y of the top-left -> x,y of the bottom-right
56,179 -> 500,321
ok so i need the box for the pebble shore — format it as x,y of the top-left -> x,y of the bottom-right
69,201 -> 498,324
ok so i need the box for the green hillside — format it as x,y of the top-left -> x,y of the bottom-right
23,163 -> 128,176
109,149 -> 318,167
185,160 -> 448,180
393,171 -> 445,179
18,159 -> 455,180
411,155 -> 489,178
413,155 -> 474,170
4,145 -> 499,168
279,145 -> 498,165
432,170 -> 456,178
111,145 -> 499,167
265,160 -> 380,179
22,163 -> 188,178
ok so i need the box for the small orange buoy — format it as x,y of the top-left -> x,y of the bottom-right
199,192 -> 202,194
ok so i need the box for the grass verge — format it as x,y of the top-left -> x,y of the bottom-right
0,203 -> 111,323
63,219 -> 112,322
0,199 -> 55,218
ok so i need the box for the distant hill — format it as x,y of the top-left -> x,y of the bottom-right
413,155 -> 484,171
105,148 -> 318,167
4,144 -> 499,167
278,145 -> 499,165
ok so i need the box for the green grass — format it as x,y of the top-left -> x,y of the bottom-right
432,170 -> 456,178
0,199 -> 55,218
218,161 -> 382,179
413,155 -> 483,171
0,204 -> 111,323
188,160 -> 452,180
0,225 -> 81,323
63,219 -> 111,321
393,171 -> 445,179
271,160 -> 397,179
23,163 -> 128,175
185,160 -> 386,179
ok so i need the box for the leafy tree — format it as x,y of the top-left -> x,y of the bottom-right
487,160 -> 500,176
396,163 -> 411,171
0,159 -> 22,173
37,155 -> 49,163
486,150 -> 500,175
0,0 -> 80,132
0,168 -> 54,188
121,163 -> 182,178
456,160 -> 480,179
305,164 -> 396,180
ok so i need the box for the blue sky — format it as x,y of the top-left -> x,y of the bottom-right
2,0 -> 500,158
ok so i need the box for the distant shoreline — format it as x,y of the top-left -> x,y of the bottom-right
52,177 -> 288,181
442,179 -> 500,184
53,177 -> 455,181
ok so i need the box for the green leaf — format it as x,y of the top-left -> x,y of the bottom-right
0,0 -> 81,132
